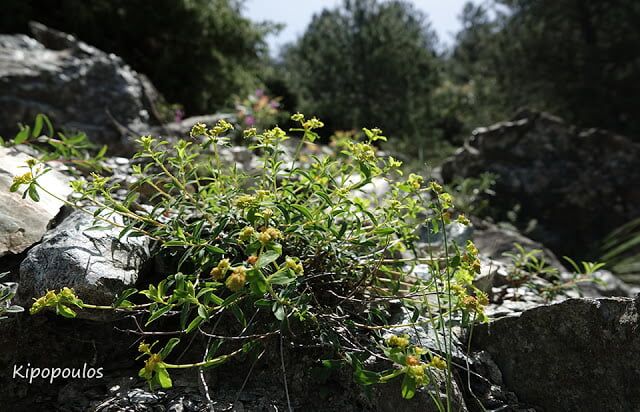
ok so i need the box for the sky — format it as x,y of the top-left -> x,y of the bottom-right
243,0 -> 477,55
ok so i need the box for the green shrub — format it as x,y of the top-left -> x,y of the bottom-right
16,114 -> 490,406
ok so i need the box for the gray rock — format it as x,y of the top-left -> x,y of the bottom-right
18,210 -> 150,312
0,22 -> 162,155
0,145 -> 72,257
441,110 -> 640,258
473,296 -> 640,411
471,219 -> 565,271
158,113 -> 235,138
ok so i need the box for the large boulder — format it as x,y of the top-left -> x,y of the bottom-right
0,145 -> 72,257
18,210 -> 150,312
441,111 -> 640,259
472,296 -> 640,411
0,22 -> 161,154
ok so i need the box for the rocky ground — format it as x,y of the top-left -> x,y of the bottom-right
1,24 -> 639,412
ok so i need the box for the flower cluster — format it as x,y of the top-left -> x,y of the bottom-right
285,257 -> 304,275
387,334 -> 410,349
257,227 -> 282,245
30,287 -> 83,318
225,267 -> 247,292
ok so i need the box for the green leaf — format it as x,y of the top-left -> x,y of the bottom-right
248,269 -> 268,295
32,114 -> 43,137
185,315 -> 203,333
28,184 -> 40,202
359,162 -> 371,179
56,304 -> 77,318
156,366 -> 173,388
205,244 -> 225,254
96,145 -> 108,159
353,367 -> 380,386
9,181 -> 21,192
254,299 -> 272,308
41,114 -> 54,137
272,302 -> 286,321
197,304 -> 209,320
256,249 -> 281,269
292,204 -> 313,221
268,269 -> 295,286
5,305 -> 24,313
159,338 -> 181,359
401,373 -> 416,399
163,240 -> 189,247
113,288 -> 138,308
14,127 -> 30,145
145,305 -> 173,326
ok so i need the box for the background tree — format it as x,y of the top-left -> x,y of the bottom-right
282,0 -> 442,148
0,0 -> 272,115
451,0 -> 640,138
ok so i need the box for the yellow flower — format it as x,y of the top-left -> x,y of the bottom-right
209,119 -> 234,136
243,127 -> 257,138
429,181 -> 443,193
225,267 -> 247,292
266,227 -> 281,239
144,353 -> 162,375
210,267 -> 224,280
217,259 -> 231,270
30,290 -> 56,314
429,356 -> 447,370
138,342 -> 151,354
11,172 -> 32,187
285,257 -> 304,275
257,231 -> 271,245
235,195 -> 256,208
239,226 -> 255,241
456,214 -> 470,226
303,117 -> 324,130
407,364 -> 427,379
407,173 -> 423,190
387,335 -> 410,348
190,122 -> 207,138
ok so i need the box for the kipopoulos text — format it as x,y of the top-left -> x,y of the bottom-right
12,363 -> 104,384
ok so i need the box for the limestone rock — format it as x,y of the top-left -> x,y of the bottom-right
19,210 -> 150,312
473,296 -> 640,411
0,22 -> 161,154
0,146 -> 72,257
441,111 -> 640,258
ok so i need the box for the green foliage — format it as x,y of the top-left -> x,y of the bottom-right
503,243 -> 603,300
21,114 -> 491,405
0,0 -> 272,114
282,0 -> 442,148
504,243 -> 560,283
445,173 -> 496,216
600,218 -> 640,283
450,0 -> 640,138
0,272 -> 23,321
2,114 -> 106,172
